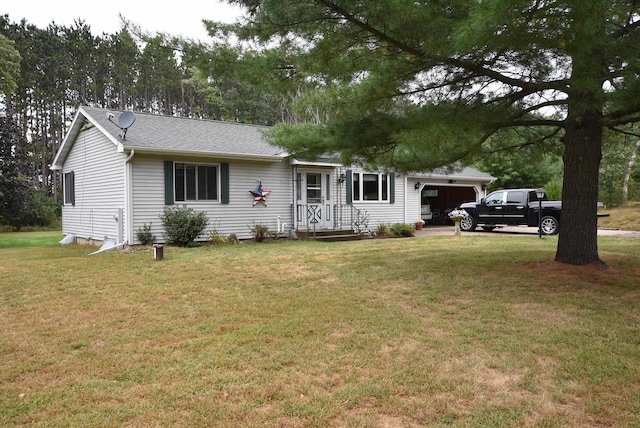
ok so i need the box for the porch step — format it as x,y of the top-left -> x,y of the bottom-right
297,229 -> 367,242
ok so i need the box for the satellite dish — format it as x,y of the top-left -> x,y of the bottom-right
106,110 -> 136,139
118,111 -> 136,129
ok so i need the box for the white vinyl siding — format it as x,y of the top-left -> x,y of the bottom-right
130,156 -> 294,243
60,126 -> 126,242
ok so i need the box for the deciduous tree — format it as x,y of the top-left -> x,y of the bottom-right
0,33 -> 20,96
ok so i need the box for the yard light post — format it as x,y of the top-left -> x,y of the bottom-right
535,188 -> 545,239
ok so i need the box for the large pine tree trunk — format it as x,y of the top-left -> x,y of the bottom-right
556,6 -> 606,267
556,109 -> 603,266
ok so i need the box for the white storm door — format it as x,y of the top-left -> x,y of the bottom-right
305,172 -> 333,228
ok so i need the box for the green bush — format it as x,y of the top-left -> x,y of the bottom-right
376,223 -> 392,238
160,207 -> 208,247
390,223 -> 415,237
136,223 -> 155,245
249,224 -> 271,242
543,176 -> 563,201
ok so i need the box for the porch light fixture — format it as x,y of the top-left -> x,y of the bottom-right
535,188 -> 545,239
415,181 -> 421,190
338,173 -> 347,184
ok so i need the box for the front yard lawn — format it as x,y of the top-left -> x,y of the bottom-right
1,234 -> 639,426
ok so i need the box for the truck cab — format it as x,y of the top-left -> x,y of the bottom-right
477,189 -> 545,225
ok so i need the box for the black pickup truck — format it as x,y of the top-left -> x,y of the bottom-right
457,188 -> 562,235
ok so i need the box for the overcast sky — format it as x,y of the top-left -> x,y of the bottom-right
3,1 -> 243,40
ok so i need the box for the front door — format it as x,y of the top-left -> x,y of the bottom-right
298,171 -> 333,229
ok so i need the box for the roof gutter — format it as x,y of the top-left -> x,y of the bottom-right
125,149 -> 135,163
289,158 -> 342,167
410,173 -> 495,182
122,146 -> 287,163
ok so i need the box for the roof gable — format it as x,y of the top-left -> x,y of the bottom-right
51,106 -> 123,170
52,106 -> 288,169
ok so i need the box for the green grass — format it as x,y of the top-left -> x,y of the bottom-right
0,231 -> 63,249
1,234 -> 639,426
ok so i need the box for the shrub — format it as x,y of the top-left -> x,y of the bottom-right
208,229 -> 227,245
390,223 -> 415,237
136,223 -> 155,245
160,206 -> 208,247
376,223 -> 392,238
249,223 -> 270,242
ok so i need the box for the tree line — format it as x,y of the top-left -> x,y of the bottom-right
0,15 -> 288,229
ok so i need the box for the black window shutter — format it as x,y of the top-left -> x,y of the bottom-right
389,173 -> 395,204
164,161 -> 174,205
346,169 -> 353,204
221,163 -> 230,204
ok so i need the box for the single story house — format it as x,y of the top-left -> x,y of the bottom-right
51,106 -> 494,245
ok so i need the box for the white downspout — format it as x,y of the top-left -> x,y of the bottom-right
403,176 -> 408,224
124,149 -> 135,246
292,165 -> 298,231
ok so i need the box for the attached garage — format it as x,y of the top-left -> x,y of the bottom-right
407,167 -> 495,225
421,185 -> 478,225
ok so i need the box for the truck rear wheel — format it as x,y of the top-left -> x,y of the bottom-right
540,216 -> 559,235
459,215 -> 476,232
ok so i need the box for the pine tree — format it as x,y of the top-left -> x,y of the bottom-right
221,0 -> 640,266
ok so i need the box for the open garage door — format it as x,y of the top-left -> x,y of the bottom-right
422,185 -> 477,225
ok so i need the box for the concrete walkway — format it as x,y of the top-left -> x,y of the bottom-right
414,225 -> 640,238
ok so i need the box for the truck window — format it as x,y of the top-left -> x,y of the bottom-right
485,191 -> 504,204
506,191 -> 525,204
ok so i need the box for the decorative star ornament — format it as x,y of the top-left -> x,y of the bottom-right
249,181 -> 271,207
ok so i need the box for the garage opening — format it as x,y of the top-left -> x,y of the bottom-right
421,185 -> 477,225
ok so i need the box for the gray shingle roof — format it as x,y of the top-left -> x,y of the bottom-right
82,106 -> 286,158
53,106 -> 494,184
409,165 -> 495,181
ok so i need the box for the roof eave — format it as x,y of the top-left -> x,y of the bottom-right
123,146 -> 288,162
290,158 -> 343,167
434,174 -> 494,182
409,173 -> 495,181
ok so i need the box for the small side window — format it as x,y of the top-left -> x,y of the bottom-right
64,171 -> 75,206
